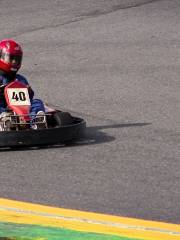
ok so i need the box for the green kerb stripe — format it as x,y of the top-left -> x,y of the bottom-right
0,222 -> 142,240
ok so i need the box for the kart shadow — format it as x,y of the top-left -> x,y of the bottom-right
69,122 -> 151,147
0,122 -> 150,151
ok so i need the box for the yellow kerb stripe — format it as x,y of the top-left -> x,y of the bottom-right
0,198 -> 180,240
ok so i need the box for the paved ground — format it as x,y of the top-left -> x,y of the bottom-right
0,0 -> 179,224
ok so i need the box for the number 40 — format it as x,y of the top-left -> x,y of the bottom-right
12,91 -> 26,101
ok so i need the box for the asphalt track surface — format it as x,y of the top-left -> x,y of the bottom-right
0,0 -> 179,224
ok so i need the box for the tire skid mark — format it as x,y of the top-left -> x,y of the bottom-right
9,0 -> 163,39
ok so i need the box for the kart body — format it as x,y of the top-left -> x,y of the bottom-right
0,80 -> 86,147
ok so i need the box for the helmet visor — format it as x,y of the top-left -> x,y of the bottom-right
0,51 -> 22,66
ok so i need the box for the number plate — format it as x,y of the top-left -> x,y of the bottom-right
7,88 -> 31,106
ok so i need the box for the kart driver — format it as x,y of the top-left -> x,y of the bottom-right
0,39 -> 45,121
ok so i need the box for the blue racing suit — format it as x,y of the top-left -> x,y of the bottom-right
0,73 -> 45,116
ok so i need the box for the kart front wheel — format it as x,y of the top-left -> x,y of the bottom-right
53,111 -> 73,126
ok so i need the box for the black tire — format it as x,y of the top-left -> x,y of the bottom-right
53,111 -> 73,126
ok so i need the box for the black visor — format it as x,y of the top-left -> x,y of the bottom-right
0,51 -> 22,66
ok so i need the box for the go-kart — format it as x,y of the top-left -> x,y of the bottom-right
0,80 -> 86,147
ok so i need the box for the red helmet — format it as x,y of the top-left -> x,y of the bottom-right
0,39 -> 23,73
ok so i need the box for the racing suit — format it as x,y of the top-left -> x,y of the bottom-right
0,72 -> 45,116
